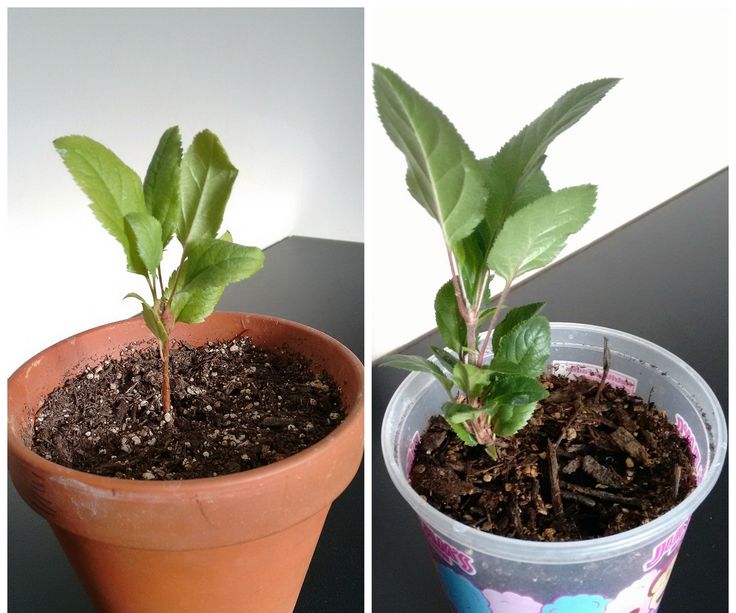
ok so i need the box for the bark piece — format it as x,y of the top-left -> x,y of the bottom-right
611,426 -> 651,465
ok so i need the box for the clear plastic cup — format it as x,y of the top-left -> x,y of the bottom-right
382,323 -> 727,613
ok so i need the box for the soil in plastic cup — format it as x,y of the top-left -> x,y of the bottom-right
382,323 -> 727,613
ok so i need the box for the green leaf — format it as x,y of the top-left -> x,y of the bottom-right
492,402 -> 538,437
177,238 -> 264,292
373,64 -> 487,245
489,375 -> 548,406
172,285 -> 227,324
443,401 -> 484,425
430,345 -> 459,371
53,135 -> 146,257
454,224 -> 490,300
177,130 -> 238,247
171,237 -> 264,323
487,185 -> 597,283
123,212 -> 163,275
488,78 -> 619,220
166,231 -> 234,322
144,126 -> 182,247
447,419 -> 478,446
124,293 -> 168,342
490,316 -> 551,377
378,354 -> 452,394
434,281 -> 466,353
491,302 -> 545,353
452,362 -> 493,398
478,307 -> 496,325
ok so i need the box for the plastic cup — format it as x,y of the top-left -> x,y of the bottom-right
382,323 -> 726,613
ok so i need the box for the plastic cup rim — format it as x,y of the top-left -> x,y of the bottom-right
381,322 -> 727,565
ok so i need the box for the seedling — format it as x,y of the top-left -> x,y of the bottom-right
54,127 -> 265,416
374,65 -> 618,457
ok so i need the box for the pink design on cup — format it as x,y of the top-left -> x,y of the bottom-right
605,570 -> 657,612
420,522 -> 476,575
675,414 -> 703,483
643,518 -> 689,572
550,361 -> 637,395
483,588 -> 542,613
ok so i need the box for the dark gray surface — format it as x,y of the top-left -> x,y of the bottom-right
9,236 -> 364,613
372,170 -> 728,612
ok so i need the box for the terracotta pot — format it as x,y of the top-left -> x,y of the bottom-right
8,312 -> 364,613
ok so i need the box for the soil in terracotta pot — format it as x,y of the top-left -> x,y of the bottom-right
410,374 -> 697,541
31,337 -> 346,480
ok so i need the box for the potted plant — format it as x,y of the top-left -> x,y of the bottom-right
374,65 -> 726,612
8,127 -> 364,612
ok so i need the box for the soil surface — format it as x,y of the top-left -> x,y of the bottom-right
410,374 -> 696,541
32,337 -> 346,480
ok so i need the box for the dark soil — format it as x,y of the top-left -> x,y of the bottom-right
32,337 -> 346,480
410,374 -> 696,541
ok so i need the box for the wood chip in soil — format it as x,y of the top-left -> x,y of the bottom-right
410,374 -> 697,542
32,337 -> 346,480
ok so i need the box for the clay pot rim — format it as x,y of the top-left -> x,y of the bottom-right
8,311 -> 364,494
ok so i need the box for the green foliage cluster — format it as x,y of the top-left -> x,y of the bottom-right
54,127 -> 264,413
374,65 -> 618,455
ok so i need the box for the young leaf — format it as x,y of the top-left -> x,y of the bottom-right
171,238 -> 263,322
488,375 -> 548,406
123,212 -> 163,276
177,130 -> 238,247
452,362 -> 493,398
491,302 -> 545,353
166,231 -> 234,322
124,293 -> 168,342
144,126 -> 182,247
478,307 -> 496,325
491,402 -> 538,437
176,238 -> 264,293
443,402 -> 484,425
447,419 -> 478,446
373,64 -> 487,245
171,285 -> 227,324
378,354 -> 452,394
488,78 -> 619,220
430,345 -> 459,371
434,281 -> 466,353
487,185 -> 596,283
53,135 -> 146,256
490,316 -> 551,377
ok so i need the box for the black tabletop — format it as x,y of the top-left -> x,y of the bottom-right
8,236 -> 364,613
372,170 -> 728,612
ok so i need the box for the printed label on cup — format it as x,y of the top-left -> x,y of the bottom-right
550,360 -> 638,395
420,522 -> 476,575
436,554 -> 678,613
643,517 -> 689,572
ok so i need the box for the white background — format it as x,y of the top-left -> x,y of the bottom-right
7,7 -> 363,368
369,6 -> 728,358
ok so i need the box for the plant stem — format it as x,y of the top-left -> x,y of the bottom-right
159,304 -> 174,418
146,275 -> 158,303
477,279 -> 512,366
446,248 -> 470,319
157,265 -> 165,297
167,249 -> 189,301
160,337 -> 171,415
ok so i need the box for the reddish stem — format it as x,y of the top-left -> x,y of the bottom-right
160,304 -> 174,417
161,338 -> 171,414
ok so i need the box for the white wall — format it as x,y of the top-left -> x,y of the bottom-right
369,6 -> 728,358
8,8 -> 363,367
